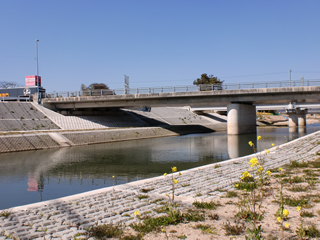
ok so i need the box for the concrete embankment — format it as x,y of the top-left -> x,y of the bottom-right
1,130 -> 320,239
0,124 -> 221,153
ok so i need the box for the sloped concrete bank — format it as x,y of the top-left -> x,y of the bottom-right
1,130 -> 320,239
0,124 -> 221,153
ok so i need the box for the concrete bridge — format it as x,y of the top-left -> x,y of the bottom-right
42,86 -> 320,135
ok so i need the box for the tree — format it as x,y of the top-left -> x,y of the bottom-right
0,81 -> 21,89
80,83 -> 112,96
193,73 -> 223,85
81,83 -> 109,91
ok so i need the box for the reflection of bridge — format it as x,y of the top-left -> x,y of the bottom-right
43,85 -> 320,134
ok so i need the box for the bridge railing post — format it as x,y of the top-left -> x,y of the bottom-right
238,84 -> 240,89
186,86 -> 188,92
173,87 -> 175,92
265,82 -> 267,88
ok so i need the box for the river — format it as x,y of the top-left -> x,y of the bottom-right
1,124 -> 320,210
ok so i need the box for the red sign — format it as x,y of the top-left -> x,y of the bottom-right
25,75 -> 41,86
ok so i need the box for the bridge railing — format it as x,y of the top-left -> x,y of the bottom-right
45,79 -> 320,98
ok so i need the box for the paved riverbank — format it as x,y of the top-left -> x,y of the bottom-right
1,130 -> 320,239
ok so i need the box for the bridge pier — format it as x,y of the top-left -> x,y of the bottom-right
287,108 -> 307,127
227,103 -> 256,135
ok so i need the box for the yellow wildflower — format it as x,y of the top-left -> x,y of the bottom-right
283,209 -> 289,217
173,179 -> 178,184
265,149 -> 270,153
257,136 -> 262,140
285,223 -> 290,228
277,217 -> 281,222
171,167 -> 177,172
266,170 -> 271,176
248,141 -> 253,147
112,175 -> 115,178
271,143 -> 275,147
296,206 -> 301,212
163,173 -> 167,176
235,184 -> 239,188
249,157 -> 258,168
278,167 -> 283,172
241,171 -> 252,180
179,172 -> 182,176
134,211 -> 140,216
258,166 -> 263,172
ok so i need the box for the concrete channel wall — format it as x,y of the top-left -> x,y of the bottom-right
0,125 -> 217,153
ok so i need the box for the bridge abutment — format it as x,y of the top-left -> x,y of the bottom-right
227,103 -> 256,135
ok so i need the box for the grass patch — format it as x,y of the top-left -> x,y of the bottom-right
208,213 -> 219,220
151,199 -> 163,204
222,221 -> 246,235
287,185 -> 309,192
282,176 -> 304,183
234,182 -> 257,191
87,223 -> 123,239
225,191 -> 238,198
235,210 -> 264,221
283,196 -> 311,207
181,183 -> 190,187
137,195 -> 149,200
194,224 -> 218,234
177,235 -> 187,239
192,201 -> 218,210
300,210 -> 314,218
130,211 -> 204,233
274,173 -> 288,178
288,160 -> 309,169
121,234 -> 143,240
296,224 -> 320,238
0,210 -> 11,218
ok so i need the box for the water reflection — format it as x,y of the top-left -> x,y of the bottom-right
228,133 -> 256,158
1,124 -> 320,209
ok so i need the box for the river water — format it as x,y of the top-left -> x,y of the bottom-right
1,124 -> 320,210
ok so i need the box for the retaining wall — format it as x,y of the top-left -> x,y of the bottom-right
0,125 -> 218,153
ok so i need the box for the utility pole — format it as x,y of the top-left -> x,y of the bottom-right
289,70 -> 291,87
36,39 -> 40,103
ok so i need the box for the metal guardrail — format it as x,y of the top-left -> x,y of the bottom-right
46,79 -> 320,98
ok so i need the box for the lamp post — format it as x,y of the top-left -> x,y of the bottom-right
36,39 -> 40,103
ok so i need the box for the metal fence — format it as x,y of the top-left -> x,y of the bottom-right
46,79 -> 320,98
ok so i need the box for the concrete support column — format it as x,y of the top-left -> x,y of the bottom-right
227,103 -> 256,135
288,108 -> 307,127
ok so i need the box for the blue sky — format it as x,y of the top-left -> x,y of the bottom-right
1,0 -> 319,92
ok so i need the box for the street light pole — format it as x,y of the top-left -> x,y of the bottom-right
36,39 -> 40,103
